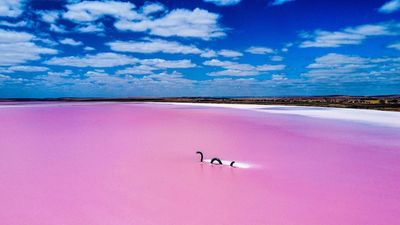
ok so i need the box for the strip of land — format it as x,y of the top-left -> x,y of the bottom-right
0,95 -> 399,111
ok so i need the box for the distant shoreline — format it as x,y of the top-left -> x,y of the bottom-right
0,96 -> 399,112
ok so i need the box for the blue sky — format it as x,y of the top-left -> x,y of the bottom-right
0,0 -> 399,97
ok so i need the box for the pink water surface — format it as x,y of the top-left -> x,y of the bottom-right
0,102 -> 399,225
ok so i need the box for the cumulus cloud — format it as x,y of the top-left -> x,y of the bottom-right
108,38 -> 243,59
45,52 -> 138,67
388,42 -> 400,50
201,49 -> 243,58
300,22 -> 400,48
115,8 -> 225,40
281,43 -> 293,52
218,49 -> 243,58
200,49 -> 218,58
271,0 -> 295,6
203,0 -> 241,6
207,69 -> 259,76
270,56 -> 284,62
50,24 -> 68,33
64,1 -> 141,22
303,53 -> 400,79
29,69 -> 197,96
379,0 -> 400,14
141,2 -> 165,15
62,1 -> 225,40
37,10 -> 61,23
246,46 -> 274,54
204,59 -> 285,76
76,23 -> 104,33
0,65 -> 49,73
257,64 -> 286,71
0,0 -> 25,17
115,65 -> 155,75
0,74 -> 11,80
60,38 -> 83,46
271,74 -> 287,81
34,37 -> 58,46
108,38 -> 203,54
37,9 -> 104,33
0,20 -> 27,27
45,52 -> 197,74
116,59 -> 196,75
0,29 -> 57,66
84,46 -> 95,51
306,53 -> 368,70
140,59 -> 196,69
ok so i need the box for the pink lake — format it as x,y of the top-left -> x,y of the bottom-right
0,102 -> 399,225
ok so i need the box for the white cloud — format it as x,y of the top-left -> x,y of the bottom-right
271,55 -> 284,61
34,37 -> 58,46
246,46 -> 274,54
306,53 -> 368,71
204,59 -> 285,76
84,46 -> 95,51
303,53 -> 400,79
115,65 -> 156,75
0,0 -> 24,17
300,22 -> 400,48
199,49 -> 243,58
45,52 -> 138,67
200,49 -> 218,58
388,42 -> 400,50
115,8 -> 225,40
116,59 -> 196,75
257,64 -> 286,71
1,65 -> 49,73
50,24 -> 68,33
271,0 -> 295,6
218,49 -> 243,58
272,74 -> 287,81
60,38 -> 83,46
140,59 -> 196,69
141,2 -> 165,15
281,43 -> 293,52
379,0 -> 400,14
0,29 -> 57,66
37,10 -> 61,23
30,70 -> 196,96
64,1 -> 141,22
204,59 -> 253,69
108,38 -> 245,61
208,69 -> 259,76
108,38 -> 203,54
145,71 -> 186,81
37,10 -> 76,33
0,27 -> 31,42
76,23 -> 104,33
0,74 -> 11,80
62,1 -> 225,40
0,20 -> 27,27
203,0 -> 241,6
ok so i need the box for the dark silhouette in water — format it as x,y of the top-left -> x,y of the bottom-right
196,152 -> 236,167
211,158 -> 223,165
196,151 -> 204,162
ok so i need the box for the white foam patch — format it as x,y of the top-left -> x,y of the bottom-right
155,102 -> 400,128
203,159 -> 252,169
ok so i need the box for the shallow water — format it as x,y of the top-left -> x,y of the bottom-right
0,102 -> 399,225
